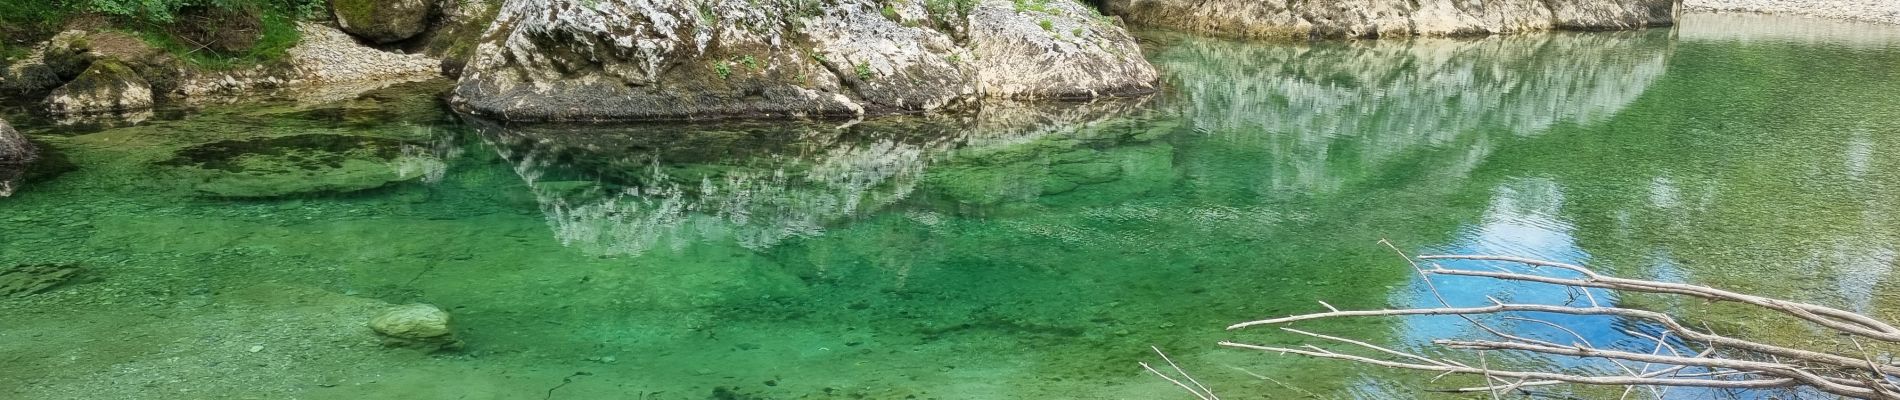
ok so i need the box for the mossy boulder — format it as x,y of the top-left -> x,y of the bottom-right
331,0 -> 434,43
45,59 -> 154,115
158,134 -> 443,198
1,30 -> 93,96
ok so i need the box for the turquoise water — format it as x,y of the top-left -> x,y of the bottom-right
6,13 -> 1900,399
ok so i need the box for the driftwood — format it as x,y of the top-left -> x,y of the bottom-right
1209,241 -> 1900,399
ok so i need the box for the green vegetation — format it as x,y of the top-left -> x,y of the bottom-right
924,0 -> 978,16
711,55 -> 759,81
788,0 -> 824,18
0,0 -> 325,68
696,3 -> 718,26
142,12 -> 303,68
1012,0 -> 1053,13
880,4 -> 901,22
854,62 -> 873,80
922,0 -> 978,31
1039,18 -> 1054,32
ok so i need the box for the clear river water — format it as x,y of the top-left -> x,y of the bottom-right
4,12 -> 1900,400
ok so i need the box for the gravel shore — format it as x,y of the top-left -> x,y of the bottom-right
1685,0 -> 1900,25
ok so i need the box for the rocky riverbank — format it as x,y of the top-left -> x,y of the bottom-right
170,23 -> 440,104
1102,0 -> 1679,39
0,1 -> 492,122
1685,0 -> 1900,25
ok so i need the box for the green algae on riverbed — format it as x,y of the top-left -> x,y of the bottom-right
5,13 -> 1900,399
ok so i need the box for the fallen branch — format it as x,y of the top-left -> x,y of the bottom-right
1219,252 -> 1900,399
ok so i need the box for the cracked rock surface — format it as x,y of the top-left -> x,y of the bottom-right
450,0 -> 1159,122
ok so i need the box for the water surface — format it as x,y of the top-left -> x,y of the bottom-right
4,13 -> 1900,399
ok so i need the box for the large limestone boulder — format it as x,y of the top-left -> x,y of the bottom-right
1102,0 -> 1678,38
368,303 -> 460,351
451,0 -> 1159,122
967,1 -> 1157,98
330,0 -> 435,43
0,117 -> 36,197
45,59 -> 154,115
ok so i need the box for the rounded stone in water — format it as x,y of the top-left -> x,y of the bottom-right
368,303 -> 457,348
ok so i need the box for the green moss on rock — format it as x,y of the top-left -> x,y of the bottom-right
329,0 -> 433,43
45,58 -> 155,115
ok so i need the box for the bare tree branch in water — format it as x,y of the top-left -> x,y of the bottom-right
1214,242 -> 1900,399
1143,346 -> 1221,400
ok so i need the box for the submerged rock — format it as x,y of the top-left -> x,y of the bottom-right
331,0 -> 435,43
452,0 -> 1158,121
1103,0 -> 1678,39
157,134 -> 443,198
0,264 -> 85,297
0,117 -> 36,197
45,59 -> 155,115
368,303 -> 459,350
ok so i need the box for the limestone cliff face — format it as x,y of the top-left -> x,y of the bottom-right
1103,0 -> 1679,39
450,0 -> 1159,122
